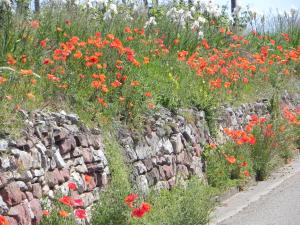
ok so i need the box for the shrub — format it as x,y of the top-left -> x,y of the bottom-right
204,142 -> 252,189
133,177 -> 216,225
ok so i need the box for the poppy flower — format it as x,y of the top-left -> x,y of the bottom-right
0,215 -> 11,225
59,210 -> 69,218
21,55 -> 27,63
124,27 -> 131,33
91,80 -> 102,89
225,155 -> 236,164
31,20 -> 40,29
244,170 -> 250,177
143,57 -> 150,64
240,161 -> 248,167
106,34 -> 115,40
26,92 -> 35,100
144,92 -> 152,97
40,39 -> 47,48
111,80 -> 122,88
127,36 -> 134,41
140,202 -> 151,213
147,102 -> 155,109
68,182 -> 77,191
131,81 -> 140,87
59,196 -> 73,206
42,210 -> 50,216
97,97 -> 108,107
73,199 -> 84,207
178,50 -> 188,61
173,39 -> 180,45
74,209 -> 87,219
84,175 -> 92,184
131,208 -> 145,218
0,76 -> 7,85
74,51 -> 82,59
124,193 -> 138,208
7,55 -> 17,65
20,69 -> 33,76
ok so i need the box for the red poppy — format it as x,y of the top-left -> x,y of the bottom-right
31,20 -> 40,29
7,55 -> 17,65
244,170 -> 250,177
144,92 -> 152,97
225,155 -> 236,164
73,199 -> 84,207
124,193 -> 138,208
84,175 -> 92,184
59,196 -> 74,206
140,202 -> 151,213
0,76 -> 7,85
74,209 -> 87,219
131,208 -> 145,218
97,97 -> 108,107
68,182 -> 77,191
0,215 -> 10,225
111,80 -> 122,88
42,210 -> 50,216
240,161 -> 248,167
40,39 -> 47,48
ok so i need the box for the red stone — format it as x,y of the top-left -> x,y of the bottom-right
7,203 -> 32,225
25,192 -> 34,201
30,199 -> 43,225
0,174 -> 8,188
81,148 -> 93,163
32,184 -> 42,199
163,165 -> 174,179
45,168 -> 64,188
59,168 -> 70,181
59,136 -> 76,154
0,182 -> 26,206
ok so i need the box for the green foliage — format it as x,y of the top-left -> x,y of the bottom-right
204,143 -> 252,189
133,178 -> 216,225
91,131 -> 132,225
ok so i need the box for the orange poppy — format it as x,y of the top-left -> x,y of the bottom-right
59,210 -> 69,218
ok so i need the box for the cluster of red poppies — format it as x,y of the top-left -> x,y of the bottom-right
43,182 -> 87,220
124,193 -> 151,218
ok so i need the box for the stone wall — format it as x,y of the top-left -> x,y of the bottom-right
118,108 -> 210,194
118,92 -> 300,193
0,91 -> 299,224
0,111 -> 109,225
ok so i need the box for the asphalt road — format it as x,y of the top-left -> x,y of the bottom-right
219,173 -> 300,225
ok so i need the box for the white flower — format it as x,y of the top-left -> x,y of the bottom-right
197,16 -> 206,23
144,16 -> 157,28
109,3 -> 118,14
103,11 -> 112,21
185,11 -> 193,20
190,6 -> 196,14
198,31 -> 204,38
191,20 -> 200,30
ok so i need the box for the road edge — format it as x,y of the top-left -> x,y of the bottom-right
209,155 -> 300,225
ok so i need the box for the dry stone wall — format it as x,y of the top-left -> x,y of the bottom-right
0,91 -> 299,224
118,92 -> 300,193
0,111 -> 109,225
118,108 -> 210,194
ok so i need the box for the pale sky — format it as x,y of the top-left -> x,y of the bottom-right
215,0 -> 300,13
